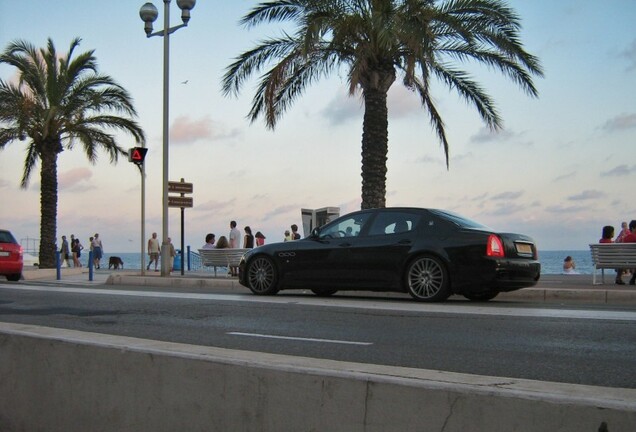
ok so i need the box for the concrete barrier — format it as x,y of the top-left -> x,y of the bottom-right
1,322 -> 634,431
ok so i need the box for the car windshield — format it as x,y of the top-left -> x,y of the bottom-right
429,209 -> 492,230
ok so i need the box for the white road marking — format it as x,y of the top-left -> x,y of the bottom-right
228,332 -> 372,346
2,283 -> 636,322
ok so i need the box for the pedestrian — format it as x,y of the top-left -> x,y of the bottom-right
616,220 -> 636,285
147,232 -> 160,271
202,233 -> 216,249
228,220 -> 241,276
60,235 -> 71,267
229,220 -> 241,248
243,226 -> 254,248
72,238 -> 83,267
291,224 -> 301,240
91,233 -> 103,269
167,237 -> 177,272
284,230 -> 292,242
255,231 -> 266,247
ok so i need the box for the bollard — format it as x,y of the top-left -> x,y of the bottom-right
88,251 -> 93,281
56,251 -> 61,280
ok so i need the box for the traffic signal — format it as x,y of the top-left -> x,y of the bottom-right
128,147 -> 148,165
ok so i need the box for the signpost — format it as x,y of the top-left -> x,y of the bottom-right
168,178 -> 193,275
168,196 -> 193,208
168,181 -> 193,194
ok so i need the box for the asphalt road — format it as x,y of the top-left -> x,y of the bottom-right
1,282 -> 635,389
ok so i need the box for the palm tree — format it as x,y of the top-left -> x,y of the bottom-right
0,38 -> 145,268
223,0 -> 543,209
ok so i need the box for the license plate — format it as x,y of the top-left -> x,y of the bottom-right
515,243 -> 532,254
0,251 -> 9,257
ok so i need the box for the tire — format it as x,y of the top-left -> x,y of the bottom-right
310,288 -> 338,297
463,292 -> 499,302
245,256 -> 279,295
405,255 -> 450,302
6,273 -> 21,282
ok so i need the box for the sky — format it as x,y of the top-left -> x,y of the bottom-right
1,0 -> 635,254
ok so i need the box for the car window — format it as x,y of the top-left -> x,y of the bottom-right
318,213 -> 371,239
429,209 -> 491,230
0,231 -> 16,243
367,212 -> 422,236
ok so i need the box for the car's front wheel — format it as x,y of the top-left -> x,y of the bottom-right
405,255 -> 450,302
246,256 -> 279,295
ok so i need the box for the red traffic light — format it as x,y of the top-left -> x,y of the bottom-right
128,147 -> 148,165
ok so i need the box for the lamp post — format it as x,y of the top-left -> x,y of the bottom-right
139,0 -> 195,276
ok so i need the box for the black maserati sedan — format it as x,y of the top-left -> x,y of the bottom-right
238,207 -> 540,302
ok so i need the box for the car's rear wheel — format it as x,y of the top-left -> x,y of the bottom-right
405,255 -> 450,302
246,256 -> 279,295
310,288 -> 338,297
6,273 -> 21,282
463,292 -> 499,302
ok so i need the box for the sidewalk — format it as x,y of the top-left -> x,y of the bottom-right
16,267 -> 636,304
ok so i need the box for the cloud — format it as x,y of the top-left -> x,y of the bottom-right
58,168 -> 93,190
451,152 -> 474,164
321,92 -> 362,125
262,204 -> 299,221
470,127 -> 515,144
601,164 -> 636,177
415,155 -> 442,164
491,191 -> 524,201
553,171 -> 576,181
621,39 -> 636,71
321,85 -> 424,126
387,85 -> 424,118
170,115 -> 240,145
567,190 -> 605,201
601,113 -> 636,132
193,198 -> 236,213
545,204 -> 588,214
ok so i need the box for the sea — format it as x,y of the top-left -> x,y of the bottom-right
47,249 -> 594,275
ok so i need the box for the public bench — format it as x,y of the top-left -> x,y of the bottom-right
197,248 -> 249,277
589,243 -> 636,284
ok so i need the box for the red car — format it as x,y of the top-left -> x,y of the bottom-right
0,229 -> 23,281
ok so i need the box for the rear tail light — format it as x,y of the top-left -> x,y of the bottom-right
486,235 -> 505,257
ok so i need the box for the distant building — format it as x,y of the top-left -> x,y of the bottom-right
301,207 -> 340,237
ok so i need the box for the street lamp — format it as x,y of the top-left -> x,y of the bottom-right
139,0 -> 196,276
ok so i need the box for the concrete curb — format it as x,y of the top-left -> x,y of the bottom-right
106,273 -> 240,289
103,274 -> 636,304
1,322 -> 634,431
21,267 -> 84,280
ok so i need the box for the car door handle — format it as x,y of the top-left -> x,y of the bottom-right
396,239 -> 411,245
339,243 -> 352,247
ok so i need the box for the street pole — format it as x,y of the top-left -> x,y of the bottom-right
160,0 -> 171,277
141,161 -> 146,275
139,0 -> 196,277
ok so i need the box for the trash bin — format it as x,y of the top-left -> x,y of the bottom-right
173,250 -> 182,271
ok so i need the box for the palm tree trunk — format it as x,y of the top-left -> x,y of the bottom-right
360,87 -> 389,209
38,149 -> 58,268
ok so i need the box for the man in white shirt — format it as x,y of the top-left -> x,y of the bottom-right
229,221 -> 240,248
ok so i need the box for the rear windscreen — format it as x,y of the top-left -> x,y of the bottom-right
0,231 -> 17,243
428,209 -> 492,230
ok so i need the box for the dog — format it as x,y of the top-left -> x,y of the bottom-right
108,256 -> 124,270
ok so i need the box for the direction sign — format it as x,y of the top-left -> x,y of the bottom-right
168,181 -> 193,194
168,196 -> 193,208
